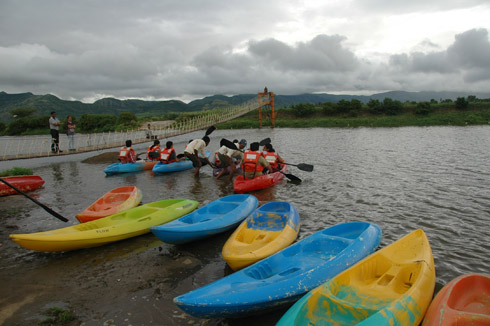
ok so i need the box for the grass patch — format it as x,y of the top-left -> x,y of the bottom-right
39,307 -> 76,326
0,167 -> 34,177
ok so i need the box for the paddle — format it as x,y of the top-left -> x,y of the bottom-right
272,167 -> 302,183
220,137 -> 271,151
205,125 -> 216,137
0,177 -> 69,222
282,162 -> 314,172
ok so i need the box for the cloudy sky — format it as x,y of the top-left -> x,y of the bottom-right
1,0 -> 489,103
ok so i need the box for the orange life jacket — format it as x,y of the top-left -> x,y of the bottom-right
147,145 -> 160,160
242,151 -> 264,175
119,147 -> 135,164
263,152 -> 279,169
160,147 -> 176,163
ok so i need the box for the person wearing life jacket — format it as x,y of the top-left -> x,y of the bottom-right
146,139 -> 161,161
242,142 -> 271,179
160,141 -> 183,164
184,136 -> 215,177
216,139 -> 247,180
119,140 -> 136,164
262,143 -> 285,173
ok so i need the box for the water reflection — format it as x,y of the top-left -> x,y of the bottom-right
1,126 -> 490,325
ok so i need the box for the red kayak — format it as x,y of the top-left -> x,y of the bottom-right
233,164 -> 287,193
422,273 -> 490,326
0,175 -> 45,196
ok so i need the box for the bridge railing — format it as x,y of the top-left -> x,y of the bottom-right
0,97 -> 259,161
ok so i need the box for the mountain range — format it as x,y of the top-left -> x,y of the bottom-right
1,90 -> 489,123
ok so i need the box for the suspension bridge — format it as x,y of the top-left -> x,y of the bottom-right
0,92 -> 275,161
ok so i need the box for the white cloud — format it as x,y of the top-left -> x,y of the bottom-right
0,0 -> 489,101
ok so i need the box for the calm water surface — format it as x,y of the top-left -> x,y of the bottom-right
1,126 -> 489,325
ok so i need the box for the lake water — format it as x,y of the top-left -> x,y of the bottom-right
1,126 -> 489,325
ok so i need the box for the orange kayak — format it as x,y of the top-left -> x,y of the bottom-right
0,175 -> 45,196
76,186 -> 143,223
423,273 -> 490,326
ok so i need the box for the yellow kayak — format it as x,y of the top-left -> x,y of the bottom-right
10,199 -> 198,252
222,201 -> 300,271
277,229 -> 435,326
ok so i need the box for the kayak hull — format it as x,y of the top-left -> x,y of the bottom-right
233,165 -> 287,193
0,175 -> 45,196
152,152 -> 211,174
151,194 -> 258,244
76,186 -> 143,223
10,199 -> 198,252
277,229 -> 435,326
104,160 -> 157,176
222,201 -> 300,271
422,273 -> 490,326
174,222 -> 382,318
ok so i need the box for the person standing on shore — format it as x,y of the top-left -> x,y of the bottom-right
49,111 -> 62,153
66,116 -> 76,151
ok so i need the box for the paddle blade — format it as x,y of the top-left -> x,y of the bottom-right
297,163 -> 314,172
205,126 -> 216,136
220,138 -> 238,150
259,138 -> 271,146
284,173 -> 302,183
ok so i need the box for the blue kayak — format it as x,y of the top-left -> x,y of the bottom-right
173,221 -> 382,318
152,152 -> 211,174
104,160 -> 158,176
150,194 -> 258,244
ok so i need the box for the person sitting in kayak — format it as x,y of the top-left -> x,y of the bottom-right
119,140 -> 136,164
242,142 -> 271,179
184,136 -> 215,177
216,139 -> 247,180
160,141 -> 184,164
262,143 -> 285,173
146,139 -> 161,161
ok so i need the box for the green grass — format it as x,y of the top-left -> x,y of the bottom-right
39,307 -> 76,326
0,167 -> 34,177
217,108 -> 490,129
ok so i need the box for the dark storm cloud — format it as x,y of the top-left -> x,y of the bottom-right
389,29 -> 490,83
0,0 -> 489,100
248,35 -> 359,72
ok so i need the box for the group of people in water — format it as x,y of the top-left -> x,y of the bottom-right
118,135 -> 284,180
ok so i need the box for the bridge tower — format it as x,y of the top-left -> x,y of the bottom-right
257,87 -> 275,128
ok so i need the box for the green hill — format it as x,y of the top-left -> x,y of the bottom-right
2,90 -> 489,123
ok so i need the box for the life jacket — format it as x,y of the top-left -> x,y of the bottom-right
147,145 -> 160,160
214,152 -> 221,166
160,147 -> 176,164
263,152 -> 279,169
119,146 -> 134,164
242,151 -> 264,176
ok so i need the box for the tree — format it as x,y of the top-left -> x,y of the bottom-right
415,102 -> 432,115
79,114 -> 115,132
291,103 -> 316,117
455,97 -> 469,110
321,102 -> 337,116
10,106 -> 37,118
367,99 -> 383,114
383,98 -> 403,115
117,112 -> 138,127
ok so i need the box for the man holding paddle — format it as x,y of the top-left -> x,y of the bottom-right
184,136 -> 215,177
216,139 -> 247,180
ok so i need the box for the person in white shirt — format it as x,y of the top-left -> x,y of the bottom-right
184,136 -> 215,176
49,111 -> 62,153
216,139 -> 247,180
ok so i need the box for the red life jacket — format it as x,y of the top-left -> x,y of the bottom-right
147,145 -> 161,160
214,152 -> 221,166
263,152 -> 279,169
119,147 -> 135,163
242,151 -> 264,174
160,147 -> 176,163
